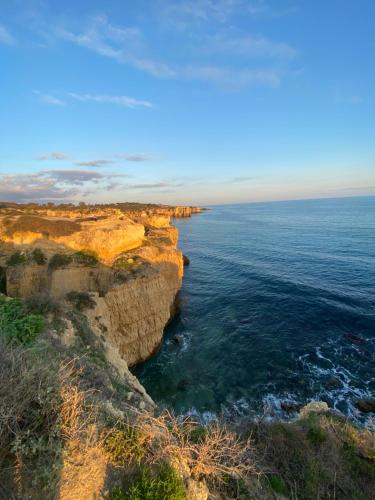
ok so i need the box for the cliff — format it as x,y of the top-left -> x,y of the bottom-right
0,205 -> 187,368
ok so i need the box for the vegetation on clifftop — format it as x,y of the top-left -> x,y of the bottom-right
0,294 -> 374,499
0,297 -> 43,345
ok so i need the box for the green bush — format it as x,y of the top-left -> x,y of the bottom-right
109,465 -> 187,500
23,294 -> 61,316
269,475 -> 289,496
0,297 -> 43,345
73,251 -> 98,266
31,248 -> 47,265
104,423 -> 145,466
113,256 -> 135,272
48,253 -> 72,270
66,291 -> 96,311
306,423 -> 327,445
6,252 -> 27,267
187,425 -> 207,444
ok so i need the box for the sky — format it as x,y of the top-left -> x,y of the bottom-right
0,0 -> 374,205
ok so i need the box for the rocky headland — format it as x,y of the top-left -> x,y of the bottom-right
0,202 -> 201,393
0,202 -> 374,500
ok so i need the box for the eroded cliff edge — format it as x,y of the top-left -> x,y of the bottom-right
0,203 -> 200,406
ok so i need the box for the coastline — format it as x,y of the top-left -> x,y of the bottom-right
0,202 -> 203,408
0,201 -> 374,499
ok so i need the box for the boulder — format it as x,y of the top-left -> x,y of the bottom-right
172,334 -> 184,345
299,401 -> 329,418
324,376 -> 341,389
281,401 -> 302,413
355,399 -> 375,413
343,333 -> 365,344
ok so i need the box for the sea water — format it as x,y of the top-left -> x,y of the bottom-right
134,197 -> 375,428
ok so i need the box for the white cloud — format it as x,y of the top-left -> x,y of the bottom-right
0,25 -> 15,45
158,0 -> 267,24
183,65 -> 281,89
116,153 -> 157,162
58,16 -> 175,78
57,15 -> 290,89
0,169 -> 129,202
43,169 -> 105,184
36,152 -> 69,161
68,93 -> 153,108
124,181 -> 183,189
0,173 -> 78,201
75,159 -> 114,167
33,90 -> 65,106
204,34 -> 297,59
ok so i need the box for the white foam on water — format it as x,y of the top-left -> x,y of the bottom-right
297,340 -> 374,429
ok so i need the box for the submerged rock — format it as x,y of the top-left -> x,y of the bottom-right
324,376 -> 342,389
355,399 -> 375,413
172,334 -> 183,345
177,379 -> 190,391
281,401 -> 303,413
343,333 -> 365,344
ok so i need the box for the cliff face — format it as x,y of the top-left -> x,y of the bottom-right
0,205 -> 187,367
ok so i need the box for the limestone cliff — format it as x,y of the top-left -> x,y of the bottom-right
0,204 -> 192,370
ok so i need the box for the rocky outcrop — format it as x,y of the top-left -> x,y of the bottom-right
0,214 -> 145,264
0,207 -> 185,367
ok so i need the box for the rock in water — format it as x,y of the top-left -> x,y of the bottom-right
281,401 -> 302,413
299,401 -> 329,417
324,376 -> 341,389
343,333 -> 365,344
183,254 -> 190,266
172,334 -> 183,345
177,379 -> 190,391
355,399 -> 375,413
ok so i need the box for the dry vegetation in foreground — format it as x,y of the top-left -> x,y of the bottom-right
0,294 -> 374,499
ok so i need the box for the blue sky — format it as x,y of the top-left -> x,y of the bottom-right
0,0 -> 374,205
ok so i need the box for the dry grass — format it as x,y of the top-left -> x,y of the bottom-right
104,408 -> 257,486
4,215 -> 80,237
0,341 -> 97,498
253,413 -> 375,499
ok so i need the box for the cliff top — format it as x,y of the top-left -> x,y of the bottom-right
0,201 -> 205,219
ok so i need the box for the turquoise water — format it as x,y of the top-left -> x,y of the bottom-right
134,197 -> 375,427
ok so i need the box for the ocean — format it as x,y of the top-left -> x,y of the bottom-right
134,196 -> 375,428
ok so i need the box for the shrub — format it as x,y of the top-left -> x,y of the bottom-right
113,256 -> 136,271
0,297 -> 43,345
128,411 -> 255,482
48,253 -> 72,270
269,475 -> 289,496
114,272 -> 128,284
306,424 -> 327,445
66,291 -> 96,311
31,248 -> 47,265
73,251 -> 98,266
109,465 -> 187,500
104,423 -> 146,466
23,294 -> 61,316
6,251 -> 27,267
